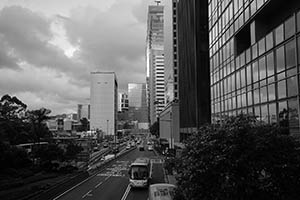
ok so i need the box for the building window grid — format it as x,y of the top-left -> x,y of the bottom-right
210,8 -> 300,130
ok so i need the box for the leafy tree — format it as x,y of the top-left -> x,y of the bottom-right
123,122 -> 131,129
175,114 -> 300,200
64,143 -> 83,162
35,144 -> 64,164
0,94 -> 28,144
27,108 -> 52,144
79,117 -> 89,131
149,121 -> 159,138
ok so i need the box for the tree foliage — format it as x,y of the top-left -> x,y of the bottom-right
64,143 -> 83,161
175,114 -> 300,200
150,121 -> 159,137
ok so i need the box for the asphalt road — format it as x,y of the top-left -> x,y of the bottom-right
54,146 -> 166,200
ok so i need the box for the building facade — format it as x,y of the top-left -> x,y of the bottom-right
209,0 -> 300,134
177,0 -> 211,139
77,104 -> 90,120
128,83 -> 149,128
118,92 -> 129,112
146,4 -> 165,125
90,72 -> 118,135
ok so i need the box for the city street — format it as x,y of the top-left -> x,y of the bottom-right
54,146 -> 166,200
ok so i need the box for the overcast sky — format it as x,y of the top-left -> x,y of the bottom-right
0,0 -> 155,115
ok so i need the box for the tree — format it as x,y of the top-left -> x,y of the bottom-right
0,94 -> 28,144
149,121 -> 159,138
64,143 -> 83,162
175,114 -> 300,200
79,117 -> 89,131
27,108 -> 52,144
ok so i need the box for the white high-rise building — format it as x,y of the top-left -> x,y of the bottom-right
90,72 -> 118,135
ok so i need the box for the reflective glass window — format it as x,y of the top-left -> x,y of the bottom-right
250,0 -> 256,16
237,94 -> 241,108
285,39 -> 296,68
288,98 -> 300,135
241,68 -> 246,88
242,93 -> 247,107
252,43 -> 258,59
246,48 -> 251,63
287,67 -> 297,77
266,32 -> 274,51
277,80 -> 287,99
266,52 -> 274,76
279,101 -> 288,129
275,24 -> 284,45
277,71 -> 286,81
255,106 -> 261,120
261,104 -> 268,123
236,70 -> 241,89
258,37 -> 266,56
284,15 -> 295,39
246,65 -> 252,85
269,103 -> 277,123
276,46 -> 285,73
297,11 -> 300,32
268,84 -> 276,101
287,76 -> 298,97
260,86 -> 267,103
254,88 -> 260,104
259,56 -> 266,80
253,61 -> 259,82
247,91 -> 253,105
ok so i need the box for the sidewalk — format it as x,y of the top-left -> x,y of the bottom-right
153,149 -> 177,186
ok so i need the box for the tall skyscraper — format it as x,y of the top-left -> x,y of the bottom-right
90,72 -> 118,135
77,104 -> 90,120
146,3 -> 165,125
177,0 -> 211,140
128,83 -> 148,128
209,0 -> 300,134
118,92 -> 129,112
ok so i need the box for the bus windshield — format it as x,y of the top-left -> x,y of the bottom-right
130,166 -> 148,180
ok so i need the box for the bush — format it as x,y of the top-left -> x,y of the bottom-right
175,114 -> 300,200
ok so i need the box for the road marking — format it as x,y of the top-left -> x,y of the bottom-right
82,190 -> 93,198
95,181 -> 103,188
120,184 -> 131,200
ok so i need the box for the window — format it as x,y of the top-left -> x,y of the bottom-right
284,15 -> 295,39
260,86 -> 267,103
259,56 -> 266,80
277,80 -> 287,99
285,39 -> 296,68
268,84 -> 276,101
266,32 -> 274,51
252,43 -> 258,59
297,11 -> 300,32
269,103 -> 277,123
266,52 -> 274,77
254,88 -> 260,104
276,46 -> 285,73
252,61 -> 259,82
246,65 -> 252,85
255,106 -> 261,120
261,104 -> 268,123
279,101 -> 288,128
247,91 -> 253,105
258,37 -> 266,56
287,76 -> 298,97
275,24 -> 284,45
288,98 -> 300,135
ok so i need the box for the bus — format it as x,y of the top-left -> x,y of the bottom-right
128,157 -> 151,188
148,184 -> 176,200
16,142 -> 49,154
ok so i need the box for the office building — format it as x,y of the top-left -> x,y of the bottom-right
128,83 -> 149,129
77,104 -> 90,120
209,0 -> 300,134
159,0 -> 180,147
118,92 -> 129,112
146,3 -> 165,125
90,72 -> 118,135
177,0 -> 211,140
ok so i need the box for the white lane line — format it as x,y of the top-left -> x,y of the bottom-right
120,184 -> 131,200
82,190 -> 92,198
95,181 -> 103,188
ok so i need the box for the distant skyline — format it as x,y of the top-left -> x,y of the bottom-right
0,0 -> 157,114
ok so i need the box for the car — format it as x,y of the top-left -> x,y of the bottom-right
126,145 -> 131,149
148,145 -> 153,151
130,142 -> 135,147
147,141 -> 151,145
112,146 -> 119,154
138,145 -> 145,151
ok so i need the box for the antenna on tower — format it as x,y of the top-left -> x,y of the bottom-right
154,0 -> 161,6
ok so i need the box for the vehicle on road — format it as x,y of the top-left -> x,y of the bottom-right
147,141 -> 151,145
126,145 -> 131,149
148,145 -> 153,151
112,146 -> 119,154
128,158 -> 151,188
103,142 -> 109,148
138,145 -> 145,151
148,184 -> 176,200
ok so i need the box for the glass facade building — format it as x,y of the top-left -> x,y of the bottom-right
177,0 -> 211,138
209,0 -> 300,134
128,83 -> 148,124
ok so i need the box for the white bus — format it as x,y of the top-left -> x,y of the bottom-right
148,184 -> 176,200
16,142 -> 49,154
128,157 -> 151,188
